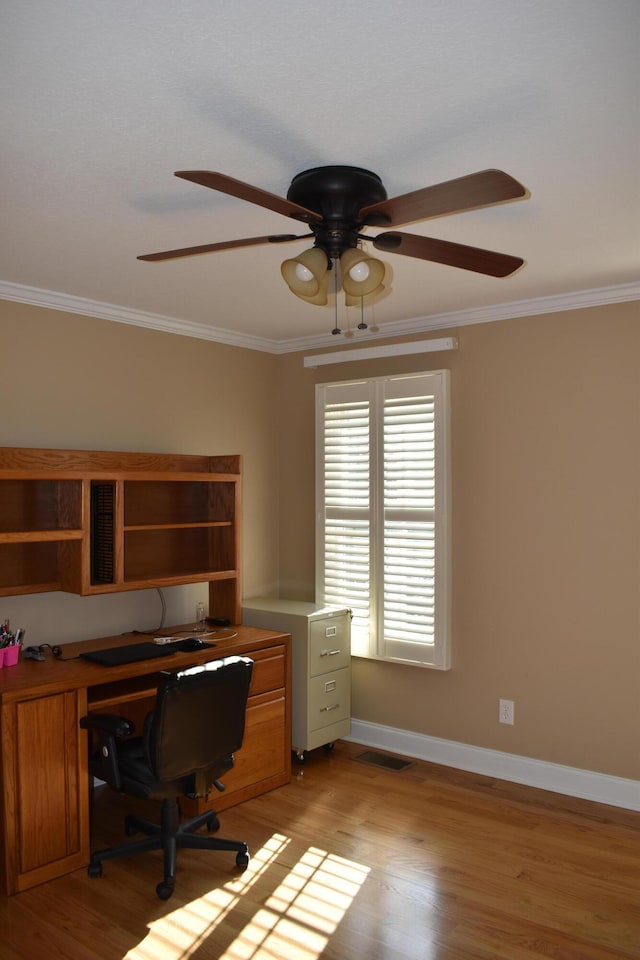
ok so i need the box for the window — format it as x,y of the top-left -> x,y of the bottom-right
315,371 -> 451,669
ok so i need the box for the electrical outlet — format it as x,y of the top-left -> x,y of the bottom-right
499,698 -> 514,725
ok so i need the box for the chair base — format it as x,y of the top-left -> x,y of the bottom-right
87,798 -> 249,899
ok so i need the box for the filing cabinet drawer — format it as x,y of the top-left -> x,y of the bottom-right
309,618 -> 350,676
307,667 -> 350,732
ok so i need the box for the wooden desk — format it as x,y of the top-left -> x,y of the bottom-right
0,625 -> 291,895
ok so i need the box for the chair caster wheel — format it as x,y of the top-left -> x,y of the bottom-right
206,813 -> 220,833
88,861 -> 102,879
294,750 -> 308,763
156,880 -> 174,900
236,848 -> 250,870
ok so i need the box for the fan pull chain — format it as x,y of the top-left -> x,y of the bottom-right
358,296 -> 368,331
331,258 -> 341,335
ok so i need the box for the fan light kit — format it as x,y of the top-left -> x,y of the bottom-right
138,165 -> 528,333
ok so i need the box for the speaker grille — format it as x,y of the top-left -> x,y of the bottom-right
91,481 -> 115,584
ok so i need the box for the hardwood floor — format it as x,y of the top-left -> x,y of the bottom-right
1,740 -> 639,959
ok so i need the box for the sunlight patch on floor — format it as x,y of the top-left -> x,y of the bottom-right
125,833 -> 370,960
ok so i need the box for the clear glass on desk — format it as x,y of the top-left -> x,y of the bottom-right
195,601 -> 206,633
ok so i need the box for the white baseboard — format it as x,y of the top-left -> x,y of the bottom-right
345,720 -> 640,812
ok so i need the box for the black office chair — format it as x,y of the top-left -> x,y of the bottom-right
80,655 -> 254,899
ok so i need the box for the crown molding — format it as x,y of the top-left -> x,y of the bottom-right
279,281 -> 640,352
1,279 -> 638,355
0,281 -> 277,353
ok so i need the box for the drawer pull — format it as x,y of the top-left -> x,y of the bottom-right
320,648 -> 341,657
320,703 -> 340,713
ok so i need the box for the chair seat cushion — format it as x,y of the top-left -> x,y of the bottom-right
116,737 -> 234,800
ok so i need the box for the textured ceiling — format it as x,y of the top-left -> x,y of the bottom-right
1,0 -> 638,352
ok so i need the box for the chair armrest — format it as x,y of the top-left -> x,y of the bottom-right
80,713 -> 134,790
80,713 -> 133,737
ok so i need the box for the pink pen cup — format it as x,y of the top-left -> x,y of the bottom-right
3,645 -> 20,666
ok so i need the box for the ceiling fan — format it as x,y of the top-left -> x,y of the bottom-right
138,165 -> 528,307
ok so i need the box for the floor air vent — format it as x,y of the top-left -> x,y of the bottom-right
354,750 -> 413,772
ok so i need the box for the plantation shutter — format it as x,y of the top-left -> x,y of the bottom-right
318,381 -> 372,656
316,370 -> 450,669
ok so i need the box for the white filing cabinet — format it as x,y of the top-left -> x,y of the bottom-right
243,599 -> 351,759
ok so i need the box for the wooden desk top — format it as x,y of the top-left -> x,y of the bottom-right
0,624 -> 290,704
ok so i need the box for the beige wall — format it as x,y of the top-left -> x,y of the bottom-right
276,301 -> 640,780
2,297 -> 639,781
0,300 -> 281,642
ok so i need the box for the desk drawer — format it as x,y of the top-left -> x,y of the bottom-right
248,643 -> 286,697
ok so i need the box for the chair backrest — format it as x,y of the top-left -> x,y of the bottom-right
146,655 -> 253,784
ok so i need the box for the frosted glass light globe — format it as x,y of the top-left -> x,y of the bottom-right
348,261 -> 371,282
295,262 -> 314,282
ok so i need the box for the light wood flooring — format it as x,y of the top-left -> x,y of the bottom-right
1,740 -> 639,960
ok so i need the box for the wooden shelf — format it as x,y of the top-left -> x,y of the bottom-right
0,448 -> 242,622
123,521 -> 232,532
0,530 -> 84,543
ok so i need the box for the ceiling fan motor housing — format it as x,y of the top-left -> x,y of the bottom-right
287,166 -> 389,259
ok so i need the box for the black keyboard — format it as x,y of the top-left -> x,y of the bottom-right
80,642 -> 177,667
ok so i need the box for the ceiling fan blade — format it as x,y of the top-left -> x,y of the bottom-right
360,169 -> 527,227
174,171 -> 323,225
138,233 -> 306,262
373,231 -> 524,277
